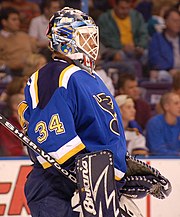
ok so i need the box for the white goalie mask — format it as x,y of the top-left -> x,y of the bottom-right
46,7 -> 99,71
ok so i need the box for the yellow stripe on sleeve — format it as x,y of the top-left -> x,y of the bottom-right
42,143 -> 86,169
41,161 -> 52,169
114,167 -> 125,180
57,143 -> 85,164
115,176 -> 121,181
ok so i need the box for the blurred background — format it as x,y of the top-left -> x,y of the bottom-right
0,0 -> 179,216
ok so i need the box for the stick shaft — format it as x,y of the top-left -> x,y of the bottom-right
0,114 -> 77,184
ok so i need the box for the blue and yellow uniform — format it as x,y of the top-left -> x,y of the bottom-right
19,59 -> 127,216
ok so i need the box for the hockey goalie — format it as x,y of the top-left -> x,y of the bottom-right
0,116 -> 172,217
0,6 -> 171,217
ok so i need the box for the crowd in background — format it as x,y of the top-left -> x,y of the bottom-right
0,0 -> 180,157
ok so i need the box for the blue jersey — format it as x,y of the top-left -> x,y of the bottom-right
19,59 -> 127,180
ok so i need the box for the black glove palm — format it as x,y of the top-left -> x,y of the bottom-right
119,175 -> 160,199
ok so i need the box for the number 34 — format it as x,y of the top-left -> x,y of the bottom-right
35,114 -> 65,143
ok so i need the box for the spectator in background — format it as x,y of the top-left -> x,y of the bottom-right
63,0 -> 81,10
0,54 -> 46,102
115,94 -> 148,155
148,8 -> 180,82
1,0 -> 40,32
175,0 -> 180,12
146,92 -> 180,156
172,71 -> 180,97
95,54 -> 115,96
135,0 -> 153,23
147,2 -> 172,37
22,53 -> 47,77
27,0 -> 43,4
93,0 -> 112,12
89,0 -> 113,22
118,73 -> 151,130
0,7 -> 37,76
97,0 -> 149,68
0,76 -> 27,103
0,93 -> 27,156
28,0 -> 62,61
0,64 -> 12,84
95,67 -> 115,96
156,71 -> 180,114
106,0 -> 138,12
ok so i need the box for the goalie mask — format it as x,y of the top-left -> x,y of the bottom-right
46,7 -> 99,71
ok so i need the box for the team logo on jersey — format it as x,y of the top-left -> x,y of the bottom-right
93,93 -> 120,135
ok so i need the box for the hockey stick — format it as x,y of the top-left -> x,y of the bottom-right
0,113 -> 77,184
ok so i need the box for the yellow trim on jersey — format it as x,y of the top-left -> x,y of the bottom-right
34,70 -> 39,106
115,167 -> 125,180
41,143 -> 85,169
41,161 -> 51,168
115,176 -> 121,181
58,143 -> 85,164
59,64 -> 75,87
18,101 -> 28,128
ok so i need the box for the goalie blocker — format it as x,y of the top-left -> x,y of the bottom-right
75,150 -> 121,217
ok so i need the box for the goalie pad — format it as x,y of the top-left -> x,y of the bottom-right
120,153 -> 172,199
75,150 -> 121,217
119,195 -> 143,217
71,193 -> 144,217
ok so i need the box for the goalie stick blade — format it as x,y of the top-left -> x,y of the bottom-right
75,150 -> 121,217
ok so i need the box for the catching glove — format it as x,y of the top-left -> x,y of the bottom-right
119,153 -> 172,199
